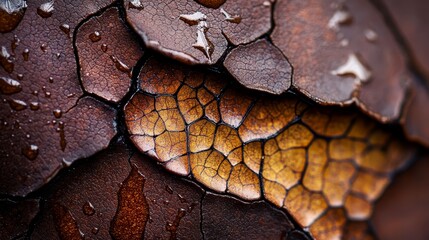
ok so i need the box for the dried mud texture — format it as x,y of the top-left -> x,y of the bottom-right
0,198 -> 40,239
123,0 -> 272,65
272,0 -> 408,122
125,57 -> 415,239
372,154 -> 429,240
0,0 -> 117,196
224,39 -> 292,95
76,7 -> 143,102
30,142 -> 304,239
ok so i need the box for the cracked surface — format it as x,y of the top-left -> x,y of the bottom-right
1,0 -> 429,239
31,141 -> 305,239
272,0 -> 408,122
76,7 -> 143,102
123,0 -> 272,64
0,0 -> 117,196
125,57 -> 416,239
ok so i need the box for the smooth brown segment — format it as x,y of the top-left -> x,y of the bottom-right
125,57 -> 415,239
272,0 -> 408,122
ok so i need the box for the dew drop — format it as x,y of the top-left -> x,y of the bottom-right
48,77 -> 54,83
30,102 -> 40,111
0,0 -> 27,33
110,56 -> 131,75
40,43 -> 47,52
128,0 -> 144,10
192,21 -> 214,62
101,44 -> 108,52
53,109 -> 62,118
32,90 -> 38,96
8,99 -> 27,111
179,12 -> 207,26
331,53 -> 371,83
16,73 -> 23,80
194,0 -> 226,9
82,201 -> 95,216
364,29 -> 378,42
22,48 -> 29,61
58,121 -> 66,151
328,8 -> 352,31
37,1 -> 54,18
59,23 -> 70,35
166,208 -> 187,239
89,31 -> 101,42
12,35 -> 20,53
56,52 -> 61,58
0,76 -> 21,95
177,194 -> 187,203
220,8 -> 241,24
1,46 -> 14,73
91,227 -> 99,235
22,144 -> 39,160
263,1 -> 271,7
165,185 -> 173,194
45,91 -> 51,98
67,93 -> 75,98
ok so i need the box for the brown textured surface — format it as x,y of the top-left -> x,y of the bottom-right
272,0 -> 408,122
401,77 -> 429,147
381,0 -> 429,82
125,57 -> 416,239
76,7 -> 143,102
30,141 -> 306,239
372,154 -> 429,240
0,0 -> 116,196
202,192 -> 296,239
224,39 -> 292,95
124,0 -> 271,64
0,198 -> 39,239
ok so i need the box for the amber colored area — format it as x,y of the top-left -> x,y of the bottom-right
125,57 -> 415,239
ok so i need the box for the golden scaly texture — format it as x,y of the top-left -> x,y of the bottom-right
125,57 -> 415,239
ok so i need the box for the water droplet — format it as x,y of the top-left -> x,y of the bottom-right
331,53 -> 371,83
364,28 -> 378,42
89,31 -> 101,42
91,227 -> 99,235
194,0 -> 226,9
8,99 -> 27,111
82,201 -> 95,216
59,23 -> 70,35
165,185 -> 173,194
45,91 -> 51,98
128,0 -> 144,10
220,8 -> 241,24
58,121 -> 66,151
22,48 -> 29,61
22,144 -> 38,160
177,194 -> 187,203
67,93 -> 75,98
37,1 -> 54,18
12,35 -> 20,53
26,134 -> 30,139
328,8 -> 352,31
53,109 -> 62,118
263,1 -> 271,7
110,56 -> 131,75
164,200 -> 169,205
101,44 -> 108,52
40,43 -> 47,52
30,102 -> 40,111
17,74 -> 23,80
340,39 -> 349,47
192,21 -> 214,62
0,0 -> 27,33
188,202 -> 198,213
48,77 -> 54,83
166,208 -> 187,239
0,46 -> 14,73
32,90 -> 38,96
179,12 -> 207,26
0,76 -> 21,94
56,52 -> 61,58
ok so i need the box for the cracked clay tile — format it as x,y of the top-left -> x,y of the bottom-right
0,0 -> 116,196
76,7 -> 143,102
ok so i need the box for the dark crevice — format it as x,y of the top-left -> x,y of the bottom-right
200,191 -> 207,240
